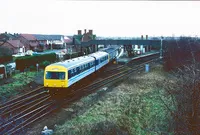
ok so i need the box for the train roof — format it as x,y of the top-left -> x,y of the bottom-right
88,51 -> 108,59
100,47 -> 118,53
49,55 -> 94,69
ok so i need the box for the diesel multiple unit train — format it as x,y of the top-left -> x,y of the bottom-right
44,47 -> 118,94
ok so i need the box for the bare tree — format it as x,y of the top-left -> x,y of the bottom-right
161,37 -> 200,134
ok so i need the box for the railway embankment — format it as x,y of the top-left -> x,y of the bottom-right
0,71 -> 43,103
52,64 -> 175,135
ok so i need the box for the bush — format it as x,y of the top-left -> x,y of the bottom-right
63,52 -> 82,60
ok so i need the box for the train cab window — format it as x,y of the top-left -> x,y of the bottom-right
59,72 -> 65,80
46,72 -> 65,80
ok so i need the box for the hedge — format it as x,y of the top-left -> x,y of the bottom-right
15,53 -> 56,71
0,55 -> 13,64
63,52 -> 83,60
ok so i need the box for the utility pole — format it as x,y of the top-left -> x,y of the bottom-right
18,40 -> 20,54
51,39 -> 53,50
160,36 -> 163,59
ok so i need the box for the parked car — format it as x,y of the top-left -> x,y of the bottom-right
0,64 -> 6,79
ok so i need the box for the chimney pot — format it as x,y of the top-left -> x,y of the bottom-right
78,30 -> 82,35
89,30 -> 93,35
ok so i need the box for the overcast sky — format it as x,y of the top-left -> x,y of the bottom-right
0,0 -> 200,37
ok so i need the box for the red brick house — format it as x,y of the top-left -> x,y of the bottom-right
19,34 -> 39,51
0,40 -> 25,54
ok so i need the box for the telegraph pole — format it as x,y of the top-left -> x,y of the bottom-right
160,36 -> 163,59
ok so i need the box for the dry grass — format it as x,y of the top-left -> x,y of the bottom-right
55,64 -> 174,135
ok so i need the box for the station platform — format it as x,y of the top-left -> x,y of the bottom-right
116,50 -> 160,64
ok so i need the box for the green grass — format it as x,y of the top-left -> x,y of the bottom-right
54,65 -> 175,135
0,71 -> 43,100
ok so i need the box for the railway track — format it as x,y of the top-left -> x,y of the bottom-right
0,86 -> 44,108
0,86 -> 51,135
0,53 -> 160,134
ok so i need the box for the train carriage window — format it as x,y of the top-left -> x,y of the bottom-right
79,66 -> 81,72
77,67 -> 80,74
68,70 -> 71,79
95,60 -> 99,65
71,69 -> 74,77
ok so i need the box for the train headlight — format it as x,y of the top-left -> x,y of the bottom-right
46,83 -> 48,86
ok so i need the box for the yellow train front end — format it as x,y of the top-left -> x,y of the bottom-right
44,65 -> 68,95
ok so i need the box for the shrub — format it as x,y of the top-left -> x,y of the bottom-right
40,61 -> 51,69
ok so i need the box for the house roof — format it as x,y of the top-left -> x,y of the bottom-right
64,36 -> 72,43
7,40 -> 24,48
0,33 -> 18,40
21,34 -> 36,41
30,42 -> 39,47
33,34 -> 63,40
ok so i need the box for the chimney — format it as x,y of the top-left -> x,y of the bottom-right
146,35 -> 148,40
84,29 -> 87,34
141,35 -> 143,40
89,30 -> 93,35
78,30 -> 82,35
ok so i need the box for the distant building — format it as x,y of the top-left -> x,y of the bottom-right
34,34 -> 69,49
81,29 -> 94,42
0,32 -> 18,41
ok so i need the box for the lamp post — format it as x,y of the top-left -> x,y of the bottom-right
160,36 -> 163,59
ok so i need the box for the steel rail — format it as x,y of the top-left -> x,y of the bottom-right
0,86 -> 44,109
